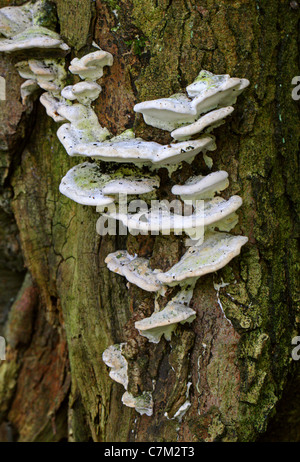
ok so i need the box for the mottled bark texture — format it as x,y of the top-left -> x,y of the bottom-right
0,0 -> 299,442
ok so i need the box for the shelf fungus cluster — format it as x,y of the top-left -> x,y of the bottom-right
1,1 -> 249,417
0,0 -> 69,109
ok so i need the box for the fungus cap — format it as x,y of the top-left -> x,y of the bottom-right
61,81 -> 102,105
171,106 -> 234,140
59,162 -> 115,206
102,343 -> 128,390
156,231 -> 248,286
69,49 -> 113,80
0,25 -> 70,53
121,391 -> 153,416
135,302 -> 196,343
105,251 -> 162,292
172,171 -> 229,200
70,136 -> 216,166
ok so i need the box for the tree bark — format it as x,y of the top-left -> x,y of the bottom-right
0,0 -> 299,442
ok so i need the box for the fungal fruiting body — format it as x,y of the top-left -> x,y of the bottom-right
102,343 -> 153,416
134,71 -> 249,136
135,293 -> 196,343
102,343 -> 128,390
156,231 -> 248,286
171,170 -> 230,201
69,49 -> 113,81
64,135 -> 216,166
1,1 -> 70,112
0,5 -> 250,418
104,251 -> 162,292
121,391 -> 153,417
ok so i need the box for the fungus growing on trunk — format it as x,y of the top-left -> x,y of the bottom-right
156,231 -> 248,286
61,81 -> 102,105
171,106 -> 234,141
69,136 -> 216,166
102,343 -> 128,390
59,162 -> 160,206
135,298 -> 196,343
171,171 -> 229,201
134,71 -> 249,132
121,391 -> 153,417
105,251 -> 162,292
69,50 -> 113,81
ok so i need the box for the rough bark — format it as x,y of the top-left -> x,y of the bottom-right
0,0 -> 299,442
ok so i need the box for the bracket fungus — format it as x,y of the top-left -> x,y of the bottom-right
0,0 -> 69,53
59,162 -> 115,207
69,50 -> 113,81
134,70 -> 249,134
56,103 -> 111,153
20,78 -> 40,104
172,170 -> 229,201
105,251 -> 162,292
0,9 -> 250,416
69,136 -> 216,166
135,297 -> 196,343
156,231 -> 248,286
27,58 -> 67,94
61,81 -> 102,105
59,162 -> 160,206
102,343 -> 128,390
102,195 -> 243,239
171,106 -> 234,141
0,25 -> 70,53
121,391 -> 154,417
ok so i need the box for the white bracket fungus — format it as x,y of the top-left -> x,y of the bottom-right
105,251 -> 162,292
59,162 -> 115,207
56,103 -> 111,152
59,162 -> 160,206
0,25 -> 70,53
39,92 -> 70,122
101,195 -> 243,239
61,81 -> 102,105
121,391 -> 153,417
0,8 -> 250,415
27,58 -> 67,95
135,299 -> 196,344
171,106 -> 234,141
69,136 -> 216,166
20,78 -> 40,105
134,71 -> 249,134
102,343 -> 128,390
156,231 -> 248,286
172,170 -> 229,201
69,49 -> 113,81
134,93 -> 197,132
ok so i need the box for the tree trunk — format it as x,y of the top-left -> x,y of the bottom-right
0,0 -> 299,443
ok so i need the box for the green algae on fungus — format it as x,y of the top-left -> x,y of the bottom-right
59,162 -> 160,207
